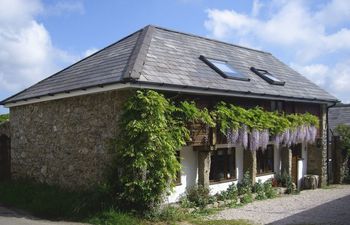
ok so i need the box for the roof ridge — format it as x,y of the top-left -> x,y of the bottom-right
0,28 -> 144,105
149,24 -> 271,55
122,25 -> 155,81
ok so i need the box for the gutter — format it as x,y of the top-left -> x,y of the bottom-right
326,101 -> 338,185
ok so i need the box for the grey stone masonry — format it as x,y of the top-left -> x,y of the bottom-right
307,104 -> 328,187
9,89 -> 131,189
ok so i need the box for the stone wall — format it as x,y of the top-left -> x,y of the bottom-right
10,89 -> 131,189
307,104 -> 328,187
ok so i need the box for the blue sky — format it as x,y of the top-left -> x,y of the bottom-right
1,0 -> 350,114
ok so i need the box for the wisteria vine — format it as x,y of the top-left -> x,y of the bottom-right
212,102 -> 319,151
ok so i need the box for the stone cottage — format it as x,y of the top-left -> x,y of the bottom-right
0,25 -> 338,202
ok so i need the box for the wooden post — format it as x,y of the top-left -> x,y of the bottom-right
243,150 -> 256,185
281,146 -> 292,176
197,146 -> 211,188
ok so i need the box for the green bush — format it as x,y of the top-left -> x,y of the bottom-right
184,185 -> 212,208
226,183 -> 238,199
264,180 -> 277,199
146,206 -> 188,223
240,193 -> 253,204
253,180 -> 266,200
0,114 -> 9,123
88,209 -> 141,225
238,171 -> 252,196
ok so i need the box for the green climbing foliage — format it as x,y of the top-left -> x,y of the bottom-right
111,90 -> 212,212
111,90 -> 320,212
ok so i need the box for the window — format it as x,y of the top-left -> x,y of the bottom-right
209,147 -> 236,182
257,145 -> 274,175
175,151 -> 181,185
200,55 -> 250,81
271,100 -> 284,113
250,67 -> 285,85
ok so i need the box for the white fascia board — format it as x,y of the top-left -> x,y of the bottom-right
4,83 -> 131,108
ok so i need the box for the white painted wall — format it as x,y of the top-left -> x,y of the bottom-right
256,173 -> 275,183
298,143 -> 308,189
167,146 -> 198,203
167,144 -> 284,203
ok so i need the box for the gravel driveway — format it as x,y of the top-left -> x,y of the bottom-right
209,185 -> 350,225
0,205 -> 87,225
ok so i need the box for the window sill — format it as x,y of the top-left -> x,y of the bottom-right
209,178 -> 237,185
256,172 -> 275,177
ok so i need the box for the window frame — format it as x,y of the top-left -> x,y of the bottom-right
250,67 -> 285,86
256,145 -> 274,175
209,147 -> 236,183
200,55 -> 250,81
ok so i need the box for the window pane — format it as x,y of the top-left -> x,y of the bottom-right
210,148 -> 236,182
200,56 -> 249,80
257,145 -> 274,174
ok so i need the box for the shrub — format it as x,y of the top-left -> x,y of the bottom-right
185,185 -> 212,208
226,183 -> 238,200
275,170 -> 291,188
146,206 -> 188,223
253,180 -> 266,200
240,193 -> 253,204
88,209 -> 140,225
238,171 -> 252,196
264,180 -> 277,199
179,195 -> 195,208
237,172 -> 253,204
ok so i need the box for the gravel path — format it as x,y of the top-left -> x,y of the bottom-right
0,205 -> 87,225
209,185 -> 350,225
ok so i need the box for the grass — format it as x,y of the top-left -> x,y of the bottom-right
0,180 -> 256,225
0,180 -> 112,221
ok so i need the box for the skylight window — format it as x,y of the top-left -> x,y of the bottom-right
250,67 -> 285,85
200,55 -> 250,81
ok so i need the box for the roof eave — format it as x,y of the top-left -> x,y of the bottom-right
2,81 -> 338,108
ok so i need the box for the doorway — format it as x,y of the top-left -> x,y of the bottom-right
291,143 -> 302,187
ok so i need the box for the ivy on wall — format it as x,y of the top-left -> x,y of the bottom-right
111,90 -> 320,212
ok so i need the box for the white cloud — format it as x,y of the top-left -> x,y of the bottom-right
314,0 -> 350,27
83,48 -> 99,57
0,0 -> 82,95
291,63 -> 329,87
45,0 -> 85,16
252,0 -> 263,17
292,61 -> 350,103
204,0 -> 350,63
204,0 -> 350,103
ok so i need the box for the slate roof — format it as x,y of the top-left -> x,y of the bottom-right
1,25 -> 338,105
329,104 -> 350,134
